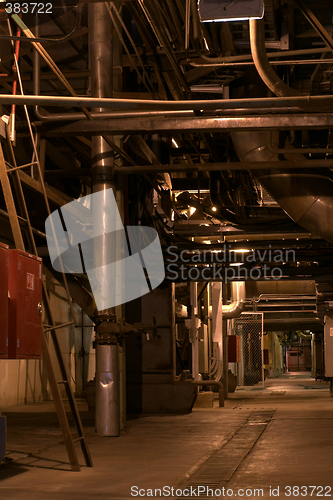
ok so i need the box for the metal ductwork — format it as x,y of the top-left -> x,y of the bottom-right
221,281 -> 246,319
249,19 -> 302,98
231,19 -> 333,245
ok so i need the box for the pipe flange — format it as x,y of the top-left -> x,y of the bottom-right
95,333 -> 119,345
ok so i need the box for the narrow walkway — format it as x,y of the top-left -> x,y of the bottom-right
0,373 -> 332,499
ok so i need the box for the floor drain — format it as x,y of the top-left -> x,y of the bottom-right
177,410 -> 275,500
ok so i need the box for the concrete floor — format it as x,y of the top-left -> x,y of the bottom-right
1,372 -> 332,499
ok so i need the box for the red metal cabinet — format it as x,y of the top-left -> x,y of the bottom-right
0,242 -> 9,359
228,335 -> 241,363
8,250 -> 42,359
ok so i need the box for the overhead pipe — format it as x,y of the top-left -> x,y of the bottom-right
222,281 -> 246,319
209,169 -> 289,225
221,281 -> 245,400
232,19 -> 333,246
248,19 -> 302,98
183,41 -> 333,67
5,93 -> 333,111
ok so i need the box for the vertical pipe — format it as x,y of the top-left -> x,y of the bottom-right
171,282 -> 178,381
222,283 -> 229,400
89,2 -> 115,196
89,3 -> 120,437
190,282 -> 199,381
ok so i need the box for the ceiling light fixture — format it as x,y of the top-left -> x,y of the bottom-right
198,0 -> 264,23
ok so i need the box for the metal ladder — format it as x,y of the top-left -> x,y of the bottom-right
0,139 -> 93,471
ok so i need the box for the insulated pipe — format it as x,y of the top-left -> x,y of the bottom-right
221,281 -> 245,401
221,282 -> 246,319
230,132 -> 333,244
95,344 -> 120,436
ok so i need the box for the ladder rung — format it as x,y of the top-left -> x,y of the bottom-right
57,380 -> 69,384
72,436 -> 84,443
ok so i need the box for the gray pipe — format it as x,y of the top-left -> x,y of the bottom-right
95,344 -> 120,436
4,93 -> 333,112
89,2 -> 120,437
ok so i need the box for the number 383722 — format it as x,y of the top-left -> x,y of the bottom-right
5,3 -> 53,14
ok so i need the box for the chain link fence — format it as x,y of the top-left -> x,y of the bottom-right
233,313 -> 264,386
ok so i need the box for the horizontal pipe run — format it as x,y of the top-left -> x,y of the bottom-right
187,58 -> 333,67
33,105 -> 333,122
34,109 -> 195,122
113,159 -> 333,173
4,93 -> 333,111
184,46 -> 333,67
35,114 -> 333,136
191,380 -> 224,407
267,144 -> 333,154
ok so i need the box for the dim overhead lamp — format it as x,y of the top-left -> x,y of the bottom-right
198,0 -> 264,23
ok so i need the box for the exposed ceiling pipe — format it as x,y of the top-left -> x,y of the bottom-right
4,93 -> 333,111
231,19 -> 333,246
249,19 -> 302,98
222,282 -> 246,319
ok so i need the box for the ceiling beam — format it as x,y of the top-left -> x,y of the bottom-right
35,113 -> 333,137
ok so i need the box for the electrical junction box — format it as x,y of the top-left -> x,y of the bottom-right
324,315 -> 333,377
0,242 -> 9,359
228,335 -> 241,363
8,250 -> 43,359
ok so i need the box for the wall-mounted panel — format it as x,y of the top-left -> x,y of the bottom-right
8,250 -> 42,359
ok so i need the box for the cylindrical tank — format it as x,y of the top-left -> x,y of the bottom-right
95,344 -> 120,436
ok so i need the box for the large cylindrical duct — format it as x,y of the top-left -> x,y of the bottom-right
231,20 -> 333,246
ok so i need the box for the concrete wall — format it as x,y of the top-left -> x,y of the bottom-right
0,358 -> 44,407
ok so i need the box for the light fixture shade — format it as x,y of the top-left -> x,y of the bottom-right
198,0 -> 264,23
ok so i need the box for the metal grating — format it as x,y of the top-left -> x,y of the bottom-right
234,313 -> 264,387
176,410 -> 275,500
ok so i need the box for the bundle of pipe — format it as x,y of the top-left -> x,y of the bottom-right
231,19 -> 333,246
